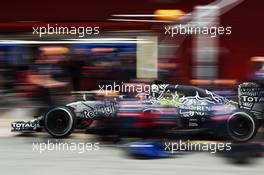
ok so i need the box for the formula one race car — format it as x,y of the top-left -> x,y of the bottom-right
11,82 -> 264,142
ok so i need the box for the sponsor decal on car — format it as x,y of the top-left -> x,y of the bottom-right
11,120 -> 39,131
83,102 -> 116,118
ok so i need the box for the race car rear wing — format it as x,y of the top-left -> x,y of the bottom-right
238,82 -> 264,120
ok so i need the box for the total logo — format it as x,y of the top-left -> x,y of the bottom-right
11,122 -> 37,129
241,96 -> 264,102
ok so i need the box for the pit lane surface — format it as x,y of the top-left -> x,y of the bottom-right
0,109 -> 264,175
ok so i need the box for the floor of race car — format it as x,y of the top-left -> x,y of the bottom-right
0,109 -> 263,175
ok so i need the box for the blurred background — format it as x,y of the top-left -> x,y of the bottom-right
0,0 -> 264,107
0,0 -> 263,174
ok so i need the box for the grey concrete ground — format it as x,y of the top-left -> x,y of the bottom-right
0,109 -> 263,175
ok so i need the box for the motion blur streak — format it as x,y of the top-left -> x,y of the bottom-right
0,0 -> 264,175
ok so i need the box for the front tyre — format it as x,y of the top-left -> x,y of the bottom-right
44,106 -> 75,138
226,111 -> 258,142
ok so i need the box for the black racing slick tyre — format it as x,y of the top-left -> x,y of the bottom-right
44,106 -> 75,138
226,111 -> 258,142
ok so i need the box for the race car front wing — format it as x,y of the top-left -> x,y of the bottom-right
11,118 -> 41,132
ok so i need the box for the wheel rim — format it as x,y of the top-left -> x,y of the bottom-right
45,108 -> 73,136
228,112 -> 255,141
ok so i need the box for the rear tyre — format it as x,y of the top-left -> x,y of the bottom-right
44,106 -> 75,138
226,111 -> 258,142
